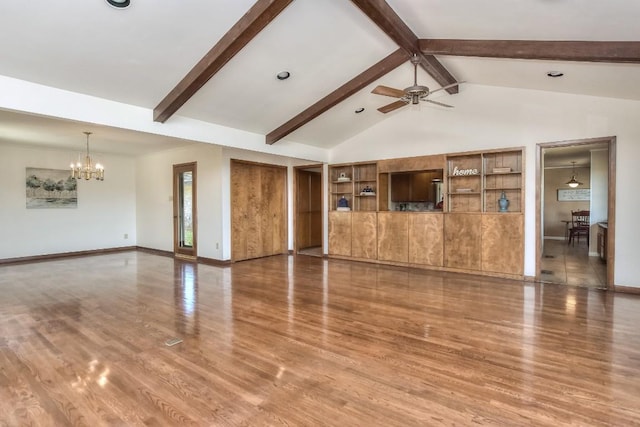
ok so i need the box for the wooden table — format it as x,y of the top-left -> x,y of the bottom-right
561,220 -> 572,241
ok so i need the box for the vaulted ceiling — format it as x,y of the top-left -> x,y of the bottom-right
1,0 -> 639,156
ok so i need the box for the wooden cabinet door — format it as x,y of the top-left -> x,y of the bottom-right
231,160 -> 287,261
481,214 -> 523,274
328,211 -> 352,256
377,212 -> 408,262
408,213 -> 443,266
352,212 -> 377,260
444,213 -> 482,270
390,174 -> 410,202
410,172 -> 430,202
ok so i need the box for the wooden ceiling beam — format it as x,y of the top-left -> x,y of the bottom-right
349,0 -> 458,94
419,39 -> 640,63
153,0 -> 293,123
266,49 -> 409,145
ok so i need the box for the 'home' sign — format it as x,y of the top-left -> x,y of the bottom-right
452,166 -> 479,176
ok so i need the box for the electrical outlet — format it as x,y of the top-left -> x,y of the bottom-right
124,233 -> 128,239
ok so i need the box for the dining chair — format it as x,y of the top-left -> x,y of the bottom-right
568,210 -> 590,246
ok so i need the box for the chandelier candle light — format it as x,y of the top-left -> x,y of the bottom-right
70,132 -> 105,181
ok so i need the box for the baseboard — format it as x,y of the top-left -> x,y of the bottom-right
544,236 -> 565,241
198,256 -> 231,267
0,246 -> 136,265
614,285 -> 640,295
136,246 -> 173,258
136,247 -> 231,266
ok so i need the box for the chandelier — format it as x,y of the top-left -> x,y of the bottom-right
565,161 -> 582,188
70,132 -> 104,181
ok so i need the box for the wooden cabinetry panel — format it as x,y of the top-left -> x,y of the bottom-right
377,212 -> 408,262
481,214 -> 523,274
352,212 -> 377,260
408,213 -> 443,267
444,213 -> 482,270
329,211 -> 352,257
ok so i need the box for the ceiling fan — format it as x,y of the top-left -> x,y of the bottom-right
372,55 -> 463,113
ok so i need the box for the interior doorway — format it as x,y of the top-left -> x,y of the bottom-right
294,165 -> 323,257
173,162 -> 197,259
536,137 -> 616,290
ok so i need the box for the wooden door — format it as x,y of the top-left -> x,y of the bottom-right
173,162 -> 197,259
296,169 -> 322,250
231,160 -> 287,261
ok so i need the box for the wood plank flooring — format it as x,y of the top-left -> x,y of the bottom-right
1,252 -> 639,426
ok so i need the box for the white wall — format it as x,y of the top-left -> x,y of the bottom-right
589,149 -> 608,255
136,143 -> 224,259
329,84 -> 640,288
0,142 -> 136,259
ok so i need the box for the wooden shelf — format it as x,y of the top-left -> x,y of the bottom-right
446,149 -> 523,213
329,162 -> 377,211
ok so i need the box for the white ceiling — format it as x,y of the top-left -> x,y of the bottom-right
0,0 -> 639,155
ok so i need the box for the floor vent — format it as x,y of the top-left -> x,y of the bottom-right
543,255 -> 555,258
541,269 -> 554,275
164,338 -> 183,347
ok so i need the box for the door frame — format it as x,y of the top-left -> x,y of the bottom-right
173,162 -> 198,259
293,164 -> 324,254
535,136 -> 616,289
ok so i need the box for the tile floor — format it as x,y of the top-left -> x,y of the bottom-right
540,238 -> 607,289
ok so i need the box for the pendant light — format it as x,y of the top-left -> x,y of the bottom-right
565,161 -> 582,188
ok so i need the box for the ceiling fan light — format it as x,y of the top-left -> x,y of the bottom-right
106,0 -> 130,8
411,94 -> 419,104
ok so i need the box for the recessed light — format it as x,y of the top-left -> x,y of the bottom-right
276,71 -> 290,80
106,0 -> 130,8
355,107 -> 365,114
547,71 -> 564,78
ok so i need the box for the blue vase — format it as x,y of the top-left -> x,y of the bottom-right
498,191 -> 509,212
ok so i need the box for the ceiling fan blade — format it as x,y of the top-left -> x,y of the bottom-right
372,85 -> 406,98
430,81 -> 466,94
378,100 -> 408,113
424,99 -> 453,108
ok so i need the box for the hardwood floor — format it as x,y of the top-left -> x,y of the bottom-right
1,252 -> 639,426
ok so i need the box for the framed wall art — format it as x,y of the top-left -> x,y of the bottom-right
26,167 -> 78,209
